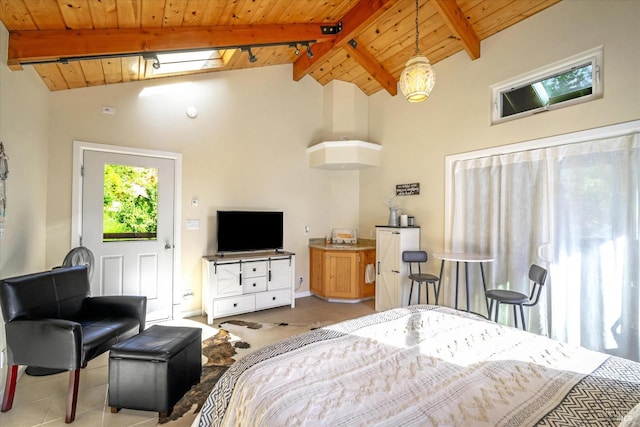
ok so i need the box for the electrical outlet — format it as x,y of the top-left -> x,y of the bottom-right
298,276 -> 303,285
304,225 -> 310,235
0,348 -> 5,369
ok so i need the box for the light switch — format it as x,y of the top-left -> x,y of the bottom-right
186,219 -> 200,230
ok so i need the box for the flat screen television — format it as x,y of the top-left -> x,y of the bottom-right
216,210 -> 284,253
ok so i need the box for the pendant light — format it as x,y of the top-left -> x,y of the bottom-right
399,0 -> 436,102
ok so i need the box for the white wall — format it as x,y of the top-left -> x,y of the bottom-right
3,0 -> 638,324
44,65 -> 333,313
0,23 -> 50,396
362,0 -> 640,268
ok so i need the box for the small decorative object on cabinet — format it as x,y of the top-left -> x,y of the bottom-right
201,252 -> 295,324
375,226 -> 420,311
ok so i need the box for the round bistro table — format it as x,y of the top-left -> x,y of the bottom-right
432,252 -> 494,314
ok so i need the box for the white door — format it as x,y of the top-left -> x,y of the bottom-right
81,150 -> 175,322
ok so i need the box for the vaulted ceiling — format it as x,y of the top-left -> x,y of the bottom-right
0,0 -> 560,96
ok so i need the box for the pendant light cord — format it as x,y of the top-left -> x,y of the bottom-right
414,0 -> 420,55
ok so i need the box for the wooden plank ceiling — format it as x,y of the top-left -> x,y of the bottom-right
0,0 -> 561,96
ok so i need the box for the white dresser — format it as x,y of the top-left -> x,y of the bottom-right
201,251 -> 295,324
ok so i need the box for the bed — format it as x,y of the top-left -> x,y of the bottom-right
196,305 -> 640,426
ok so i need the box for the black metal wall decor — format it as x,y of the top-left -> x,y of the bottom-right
396,182 -> 420,196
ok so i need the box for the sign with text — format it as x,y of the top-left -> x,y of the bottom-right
396,182 -> 420,196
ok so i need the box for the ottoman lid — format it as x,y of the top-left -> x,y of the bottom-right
110,325 -> 202,361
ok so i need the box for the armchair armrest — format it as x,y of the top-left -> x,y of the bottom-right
84,295 -> 147,331
5,319 -> 82,370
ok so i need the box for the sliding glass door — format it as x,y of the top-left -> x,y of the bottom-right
445,124 -> 639,361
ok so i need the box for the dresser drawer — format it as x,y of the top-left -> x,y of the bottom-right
242,276 -> 267,293
213,295 -> 255,317
242,261 -> 267,278
255,289 -> 291,310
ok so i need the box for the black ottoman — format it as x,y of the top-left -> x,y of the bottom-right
108,325 -> 202,418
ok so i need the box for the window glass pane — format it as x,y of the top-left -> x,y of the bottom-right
541,64 -> 592,99
103,164 -> 158,242
501,63 -> 593,118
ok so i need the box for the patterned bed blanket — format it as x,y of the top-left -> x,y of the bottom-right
197,305 -> 640,427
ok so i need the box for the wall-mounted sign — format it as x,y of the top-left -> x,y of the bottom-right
396,182 -> 420,196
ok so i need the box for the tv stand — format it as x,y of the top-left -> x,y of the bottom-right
201,251 -> 296,324
215,249 -> 285,258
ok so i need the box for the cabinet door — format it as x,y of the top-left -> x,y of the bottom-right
268,258 -> 292,290
309,248 -> 324,295
325,251 -> 358,299
377,229 -> 400,273
376,229 -> 400,311
215,262 -> 242,297
359,249 -> 376,298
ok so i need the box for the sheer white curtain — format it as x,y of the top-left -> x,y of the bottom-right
446,125 -> 639,361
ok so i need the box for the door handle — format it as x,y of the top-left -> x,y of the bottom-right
165,243 -> 174,250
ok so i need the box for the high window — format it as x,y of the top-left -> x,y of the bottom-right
491,47 -> 603,124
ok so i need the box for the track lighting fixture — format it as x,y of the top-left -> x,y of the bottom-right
241,47 -> 258,63
289,43 -> 300,55
19,41 -> 320,69
142,53 -> 161,69
302,42 -> 314,59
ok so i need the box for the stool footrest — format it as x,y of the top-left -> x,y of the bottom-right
108,325 -> 202,418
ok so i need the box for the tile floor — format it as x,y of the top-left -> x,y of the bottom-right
0,296 -> 375,427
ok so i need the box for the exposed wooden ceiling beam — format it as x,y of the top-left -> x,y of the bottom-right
431,0 -> 480,60
293,0 -> 402,81
7,24 -> 339,70
343,39 -> 397,96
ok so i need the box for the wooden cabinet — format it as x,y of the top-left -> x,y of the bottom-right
375,227 -> 420,311
359,249 -> 376,299
202,252 -> 295,324
310,247 -> 324,295
326,251 -> 358,299
310,247 -> 375,301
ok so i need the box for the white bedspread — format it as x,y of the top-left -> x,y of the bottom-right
198,305 -> 640,427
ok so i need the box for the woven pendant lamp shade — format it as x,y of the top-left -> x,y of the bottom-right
399,55 -> 436,102
399,0 -> 436,103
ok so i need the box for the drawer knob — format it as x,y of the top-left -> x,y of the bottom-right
253,283 -> 256,287
233,303 -> 237,307
272,296 -> 276,301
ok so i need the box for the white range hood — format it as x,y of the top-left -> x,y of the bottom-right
307,140 -> 381,170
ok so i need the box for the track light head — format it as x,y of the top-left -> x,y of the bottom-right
242,47 -> 258,63
289,43 -> 300,55
303,42 -> 314,59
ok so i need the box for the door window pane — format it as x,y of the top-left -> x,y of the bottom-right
103,164 -> 158,241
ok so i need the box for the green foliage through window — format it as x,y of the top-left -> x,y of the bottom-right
103,164 -> 158,241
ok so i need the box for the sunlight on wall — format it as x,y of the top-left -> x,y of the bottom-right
138,81 -> 195,98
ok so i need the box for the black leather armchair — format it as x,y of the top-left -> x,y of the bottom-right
0,265 -> 146,423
